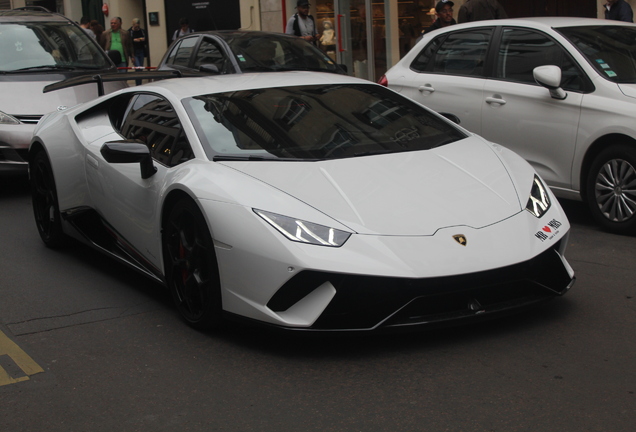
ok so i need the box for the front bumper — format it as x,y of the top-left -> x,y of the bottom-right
265,237 -> 574,331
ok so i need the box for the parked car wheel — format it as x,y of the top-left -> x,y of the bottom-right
163,198 -> 222,329
30,150 -> 67,248
586,144 -> 636,234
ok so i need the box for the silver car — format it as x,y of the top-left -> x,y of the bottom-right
0,8 -> 124,174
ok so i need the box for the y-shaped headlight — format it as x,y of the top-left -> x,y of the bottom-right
525,175 -> 551,218
254,209 -> 351,247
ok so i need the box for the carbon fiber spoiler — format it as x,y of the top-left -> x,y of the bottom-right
43,70 -> 203,96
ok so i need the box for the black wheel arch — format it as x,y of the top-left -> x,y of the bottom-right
28,141 -> 46,162
161,189 -> 200,233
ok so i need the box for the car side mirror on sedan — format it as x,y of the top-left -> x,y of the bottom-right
199,64 -> 220,74
533,65 -> 567,100
100,140 -> 157,179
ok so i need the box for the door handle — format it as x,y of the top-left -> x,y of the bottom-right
485,96 -> 506,105
419,84 -> 435,93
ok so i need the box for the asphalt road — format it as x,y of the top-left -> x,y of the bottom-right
1,174 -> 634,432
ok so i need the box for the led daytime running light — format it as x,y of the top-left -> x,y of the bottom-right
525,175 -> 551,218
255,209 -> 351,247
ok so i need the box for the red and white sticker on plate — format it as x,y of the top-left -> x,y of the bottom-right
535,219 -> 562,242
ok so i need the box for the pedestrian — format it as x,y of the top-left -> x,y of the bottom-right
79,16 -> 96,39
90,20 -> 104,42
604,0 -> 634,22
100,16 -> 134,72
285,0 -> 319,45
457,0 -> 508,23
172,18 -> 194,42
129,18 -> 147,85
423,1 -> 456,35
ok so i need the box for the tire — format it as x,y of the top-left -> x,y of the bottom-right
30,150 -> 67,248
586,144 -> 636,234
163,198 -> 223,329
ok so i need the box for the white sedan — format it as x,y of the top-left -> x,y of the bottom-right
381,17 -> 636,235
29,72 -> 574,332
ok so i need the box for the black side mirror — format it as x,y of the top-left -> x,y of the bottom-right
100,140 -> 157,179
438,112 -> 461,125
199,64 -> 220,74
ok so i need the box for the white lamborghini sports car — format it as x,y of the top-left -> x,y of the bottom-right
29,72 -> 575,332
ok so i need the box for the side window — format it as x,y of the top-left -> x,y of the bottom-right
410,36 -> 443,72
165,40 -> 182,65
120,94 -> 194,167
496,28 -> 585,91
193,38 -> 227,72
411,29 -> 492,77
165,37 -> 198,68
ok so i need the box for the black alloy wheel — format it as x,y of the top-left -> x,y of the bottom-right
163,198 -> 222,329
586,144 -> 636,234
30,150 -> 67,248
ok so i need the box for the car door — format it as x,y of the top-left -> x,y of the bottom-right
398,28 -> 493,134
85,93 -> 195,269
481,27 -> 586,190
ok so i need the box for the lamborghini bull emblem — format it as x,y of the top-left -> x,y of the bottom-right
453,234 -> 467,246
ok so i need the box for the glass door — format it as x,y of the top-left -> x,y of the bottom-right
315,0 -> 388,81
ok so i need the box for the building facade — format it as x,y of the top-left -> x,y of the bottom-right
6,0 -> 636,81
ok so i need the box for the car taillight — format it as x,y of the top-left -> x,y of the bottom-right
377,75 -> 388,87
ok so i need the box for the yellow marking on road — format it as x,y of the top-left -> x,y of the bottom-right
0,330 -> 44,386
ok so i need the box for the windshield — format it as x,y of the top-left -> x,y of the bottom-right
558,25 -> 636,84
0,22 -> 110,72
183,83 -> 467,161
225,34 -> 342,74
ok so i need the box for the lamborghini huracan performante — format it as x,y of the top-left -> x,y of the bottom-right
29,72 -> 575,332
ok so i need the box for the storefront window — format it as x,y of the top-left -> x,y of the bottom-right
313,0 -> 440,80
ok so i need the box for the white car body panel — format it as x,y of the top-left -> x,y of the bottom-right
0,80 -> 124,115
0,81 -> 125,150
481,78 -> 583,189
398,74 -> 486,133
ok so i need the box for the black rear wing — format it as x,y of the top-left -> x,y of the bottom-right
43,70 -> 204,96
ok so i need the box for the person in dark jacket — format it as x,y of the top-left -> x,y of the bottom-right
458,0 -> 507,23
285,0 -> 319,44
605,0 -> 634,22
424,1 -> 456,35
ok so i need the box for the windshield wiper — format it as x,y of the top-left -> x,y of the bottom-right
12,65 -> 78,72
239,66 -> 277,72
213,155 -> 318,162
214,155 -> 277,161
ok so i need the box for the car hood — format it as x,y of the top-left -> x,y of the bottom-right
220,137 -> 523,236
0,80 -> 124,115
